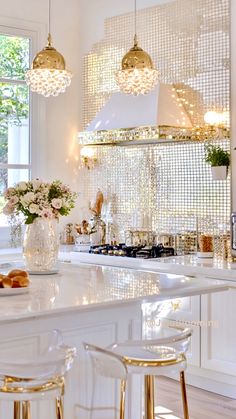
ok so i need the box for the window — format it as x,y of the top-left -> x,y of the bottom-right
0,32 -> 31,227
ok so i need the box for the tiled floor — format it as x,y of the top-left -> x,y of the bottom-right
155,377 -> 236,419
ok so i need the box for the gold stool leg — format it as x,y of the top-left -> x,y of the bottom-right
55,397 -> 64,419
22,401 -> 31,419
14,401 -> 21,419
180,371 -> 189,419
119,379 -> 126,419
144,375 -> 155,419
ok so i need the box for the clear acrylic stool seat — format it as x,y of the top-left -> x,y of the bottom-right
84,326 -> 192,419
0,330 -> 76,419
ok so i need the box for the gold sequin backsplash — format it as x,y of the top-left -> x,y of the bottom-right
81,0 -> 230,240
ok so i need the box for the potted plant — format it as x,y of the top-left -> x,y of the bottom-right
204,144 -> 230,180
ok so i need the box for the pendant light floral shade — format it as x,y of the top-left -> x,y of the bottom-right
25,0 -> 72,97
116,0 -> 159,95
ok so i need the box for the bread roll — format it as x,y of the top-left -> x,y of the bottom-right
0,274 -> 6,288
8,269 -> 28,279
0,274 -> 6,287
2,276 -> 13,288
13,276 -> 29,288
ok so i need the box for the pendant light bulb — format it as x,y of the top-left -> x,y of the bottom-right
25,0 -> 72,97
116,1 -> 159,95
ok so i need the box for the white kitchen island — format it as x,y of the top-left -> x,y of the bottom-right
0,260 -> 231,418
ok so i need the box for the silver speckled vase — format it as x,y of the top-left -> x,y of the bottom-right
23,218 -> 59,272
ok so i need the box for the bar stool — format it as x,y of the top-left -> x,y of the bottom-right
84,326 -> 192,419
0,330 -> 76,419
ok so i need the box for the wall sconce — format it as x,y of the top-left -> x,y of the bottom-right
80,146 -> 97,169
204,110 -> 229,127
203,111 -> 230,141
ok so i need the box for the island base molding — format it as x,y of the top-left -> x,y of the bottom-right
0,303 -> 143,419
168,367 -> 236,399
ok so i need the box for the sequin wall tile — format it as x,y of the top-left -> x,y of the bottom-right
81,0 -> 230,239
82,0 -> 230,129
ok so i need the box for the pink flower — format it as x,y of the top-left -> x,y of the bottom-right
52,209 -> 59,218
2,204 -> 14,215
9,196 -> 19,206
3,187 -> 15,198
40,208 -> 53,219
51,198 -> 62,209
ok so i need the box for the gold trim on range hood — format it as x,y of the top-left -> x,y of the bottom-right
78,84 -> 230,146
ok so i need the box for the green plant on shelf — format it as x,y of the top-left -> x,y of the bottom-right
204,144 -> 230,167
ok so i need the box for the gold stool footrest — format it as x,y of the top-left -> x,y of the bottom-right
0,376 -> 64,394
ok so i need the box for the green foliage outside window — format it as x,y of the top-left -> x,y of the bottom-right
0,35 -> 29,191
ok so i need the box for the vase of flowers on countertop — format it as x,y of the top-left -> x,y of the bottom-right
3,179 -> 77,272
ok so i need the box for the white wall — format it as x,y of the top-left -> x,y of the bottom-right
0,0 -> 82,224
0,0 -> 81,186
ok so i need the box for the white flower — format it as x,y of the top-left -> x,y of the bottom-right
29,203 -> 39,214
20,192 -> 35,206
51,198 -> 62,209
32,179 -> 42,190
17,181 -> 28,191
2,204 -> 14,215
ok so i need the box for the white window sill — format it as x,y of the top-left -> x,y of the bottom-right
0,247 -> 21,255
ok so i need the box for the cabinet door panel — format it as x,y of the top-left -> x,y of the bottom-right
142,301 -> 200,367
201,289 -> 236,375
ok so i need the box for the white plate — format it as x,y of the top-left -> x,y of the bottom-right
28,269 -> 59,275
0,287 -> 30,296
0,262 -> 13,270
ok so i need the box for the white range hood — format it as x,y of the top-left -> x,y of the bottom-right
86,83 -> 193,131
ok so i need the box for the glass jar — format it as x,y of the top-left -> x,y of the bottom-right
89,215 -> 106,245
198,234 -> 213,254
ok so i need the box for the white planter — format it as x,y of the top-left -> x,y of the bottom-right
211,166 -> 228,180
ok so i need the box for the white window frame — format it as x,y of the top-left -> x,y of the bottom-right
0,17 -> 46,247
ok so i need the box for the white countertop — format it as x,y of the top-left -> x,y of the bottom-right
70,252 -> 236,281
0,259 -> 230,323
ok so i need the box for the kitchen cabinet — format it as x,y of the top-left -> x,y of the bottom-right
201,288 -> 236,382
143,296 -> 200,367
145,290 -> 236,397
165,296 -> 201,368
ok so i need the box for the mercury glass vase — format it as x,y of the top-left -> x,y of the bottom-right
23,218 -> 59,272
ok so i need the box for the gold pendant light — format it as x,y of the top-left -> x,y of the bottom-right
116,0 -> 159,95
25,0 -> 72,97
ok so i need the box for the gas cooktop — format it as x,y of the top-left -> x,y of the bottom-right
89,243 -> 175,259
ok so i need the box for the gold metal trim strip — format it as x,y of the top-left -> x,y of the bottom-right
0,376 -> 64,394
123,353 -> 186,367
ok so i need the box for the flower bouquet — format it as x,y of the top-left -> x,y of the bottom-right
3,179 -> 77,272
3,179 -> 77,224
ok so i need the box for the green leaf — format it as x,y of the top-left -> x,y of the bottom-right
204,144 -> 230,167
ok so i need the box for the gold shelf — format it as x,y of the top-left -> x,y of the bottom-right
78,125 -> 230,147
